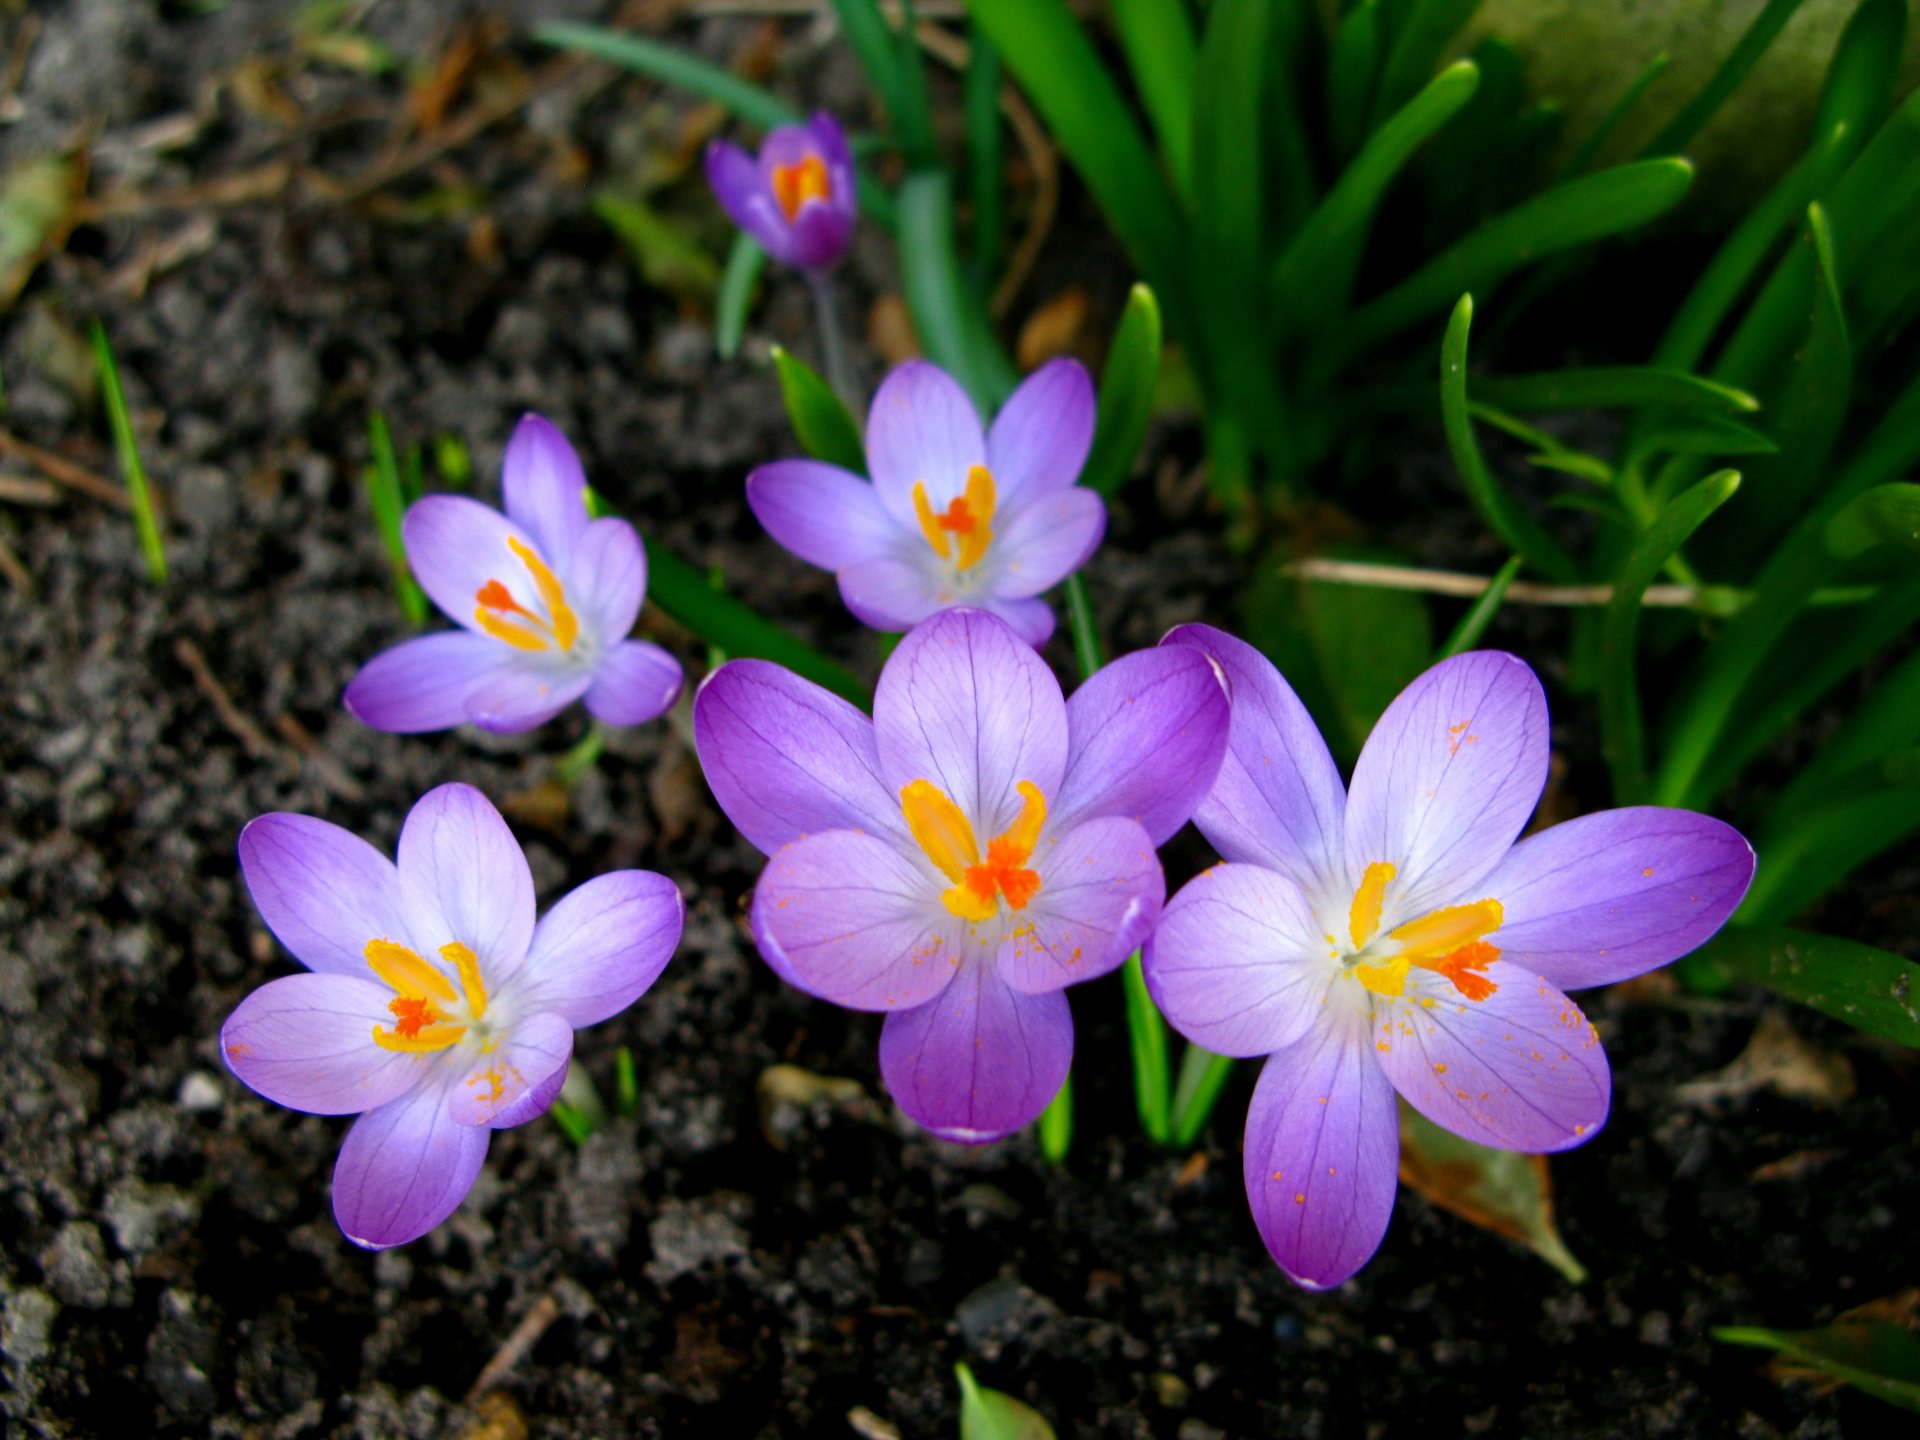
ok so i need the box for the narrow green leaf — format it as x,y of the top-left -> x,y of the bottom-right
365,412 -> 428,623
1773,645 -> 1920,819
1123,953 -> 1171,1145
1717,1320 -> 1920,1414
1084,283 -> 1163,498
1640,0 -> 1808,157
1826,482 -> 1920,558
1812,0 -> 1907,145
1369,0 -> 1481,132
1561,50 -> 1670,177
897,169 -> 1016,413
1744,785 -> 1920,925
771,346 -> 866,473
1276,61 -> 1480,336
1472,366 -> 1757,416
715,233 -> 765,361
1438,554 -> 1523,659
537,21 -> 796,130
1037,1070 -> 1072,1163
964,29 -> 1006,286
90,322 -> 167,584
956,1363 -> 1059,1440
1700,926 -> 1920,1048
1169,1046 -> 1235,1149
614,1044 -> 639,1118
593,191 -> 720,303
1634,414 -> 1778,461
1326,0 -> 1383,161
1110,0 -> 1199,201
1439,297 -> 1581,581
1599,469 -> 1740,803
831,0 -> 910,136
1342,160 -> 1695,363
892,0 -> 938,167
961,0 -> 1187,314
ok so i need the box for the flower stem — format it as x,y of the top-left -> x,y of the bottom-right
1168,1045 -> 1236,1149
807,271 -> 859,416
1038,1070 -> 1072,1162
554,721 -> 607,786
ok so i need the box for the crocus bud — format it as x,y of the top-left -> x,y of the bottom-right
705,111 -> 857,273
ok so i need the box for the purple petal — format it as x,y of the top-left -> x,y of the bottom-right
998,817 -> 1162,994
1053,646 -> 1231,845
221,973 -> 427,1115
1242,997 -> 1400,1290
567,516 -> 646,645
788,203 -> 854,271
750,829 -> 961,1011
447,1010 -> 573,1129
747,460 -> 898,570
1373,961 -> 1610,1152
238,813 -> 411,977
986,358 -> 1096,506
873,608 -> 1070,837
1162,624 -> 1347,893
1144,863 -> 1334,1058
804,111 -> 857,209
585,641 -> 682,727
878,960 -> 1071,1143
837,554 -> 943,634
865,362 -> 986,531
979,595 -> 1056,647
518,870 -> 685,1027
706,139 -> 794,264
990,488 -> 1106,599
1343,652 -> 1548,919
332,1083 -> 490,1250
464,661 -> 594,734
344,631 -> 513,735
693,658 -> 901,854
402,494 -> 529,635
395,784 -> 535,985
500,414 -> 591,574
1484,808 -> 1754,990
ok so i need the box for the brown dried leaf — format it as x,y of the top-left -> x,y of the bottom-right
1675,1009 -> 1855,1108
868,294 -> 921,367
0,151 -> 85,309
1015,287 -> 1087,371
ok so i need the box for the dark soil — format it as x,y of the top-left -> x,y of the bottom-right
3,5 -> 1916,1438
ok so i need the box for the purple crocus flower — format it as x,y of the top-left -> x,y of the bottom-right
705,112 -> 857,272
1142,628 -> 1755,1289
694,607 -> 1229,1141
746,359 -> 1106,647
220,783 -> 684,1249
344,414 -> 683,735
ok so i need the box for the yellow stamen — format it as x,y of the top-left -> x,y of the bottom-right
913,481 -> 951,560
366,938 -> 469,1053
365,939 -> 457,1004
1349,861 -> 1396,948
909,466 -> 997,571
1354,955 -> 1411,998
442,941 -> 487,1020
901,778 -> 1047,922
373,1020 -> 465,1053
771,153 -> 831,221
901,779 -> 980,885
1389,898 -> 1504,962
472,536 -> 579,653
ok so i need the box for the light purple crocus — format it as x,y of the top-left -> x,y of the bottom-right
344,414 -> 682,735
747,359 -> 1106,647
705,111 -> 857,272
694,607 -> 1229,1142
220,783 -> 684,1249
1143,628 -> 1755,1289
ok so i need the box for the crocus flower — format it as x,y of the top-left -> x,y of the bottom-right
1143,629 -> 1755,1289
344,414 -> 683,735
705,112 -> 857,272
694,607 -> 1229,1141
220,783 -> 684,1248
746,360 -> 1106,646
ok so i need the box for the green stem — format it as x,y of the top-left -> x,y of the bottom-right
1037,1070 -> 1073,1161
554,722 -> 607,786
806,271 -> 860,417
1123,954 -> 1171,1144
1169,1046 -> 1235,1149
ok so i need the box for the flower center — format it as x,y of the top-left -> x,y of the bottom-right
771,153 -> 832,221
901,777 -> 1046,922
473,536 -> 579,653
912,465 -> 996,572
367,938 -> 490,1052
1342,861 -> 1503,1003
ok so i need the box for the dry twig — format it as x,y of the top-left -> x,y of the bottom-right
0,431 -> 129,510
465,1291 -> 564,1403
174,638 -> 281,761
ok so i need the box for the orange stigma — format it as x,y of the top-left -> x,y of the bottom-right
912,466 -> 996,571
365,937 -> 489,1052
771,153 -> 831,221
386,995 -> 439,1039
1347,869 -> 1504,1003
473,536 -> 580,652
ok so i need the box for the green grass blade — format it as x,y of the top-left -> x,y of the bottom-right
1561,51 -> 1670,177
892,0 -> 938,167
1439,297 -> 1580,581
964,29 -> 1006,286
1437,554 -> 1523,658
1715,1323 -> 1920,1414
1110,0 -> 1199,201
1772,645 -> 1920,820
1473,366 -> 1757,416
1327,0 -> 1383,160
715,233 -> 765,361
1063,570 -> 1105,676
614,1045 -> 639,1118
1698,925 -> 1920,1048
1640,0 -> 1808,157
1743,784 -> 1920,925
1341,159 -> 1694,364
537,21 -> 796,130
831,0 -> 911,136
365,411 -> 428,623
1599,469 -> 1741,803
1275,60 -> 1479,337
1084,282 -> 1163,498
961,0 -> 1187,315
897,170 -> 1016,412
771,345 -> 866,472
1812,0 -> 1906,145
1037,1069 -> 1073,1163
1169,1046 -> 1236,1149
1122,954 -> 1171,1145
645,537 -> 866,706
90,321 -> 166,584
1369,0 -> 1482,132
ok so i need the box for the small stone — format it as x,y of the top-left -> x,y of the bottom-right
1151,1372 -> 1191,1408
146,1289 -> 220,1422
1,1288 -> 58,1367
40,1221 -> 112,1308
1177,1421 -> 1227,1440
645,1195 -> 750,1287
176,1071 -> 223,1113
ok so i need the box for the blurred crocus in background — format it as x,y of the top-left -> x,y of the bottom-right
221,783 -> 684,1248
694,607 -> 1229,1142
747,359 -> 1106,646
704,111 -> 857,273
344,414 -> 683,735
1144,630 -> 1755,1290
